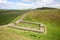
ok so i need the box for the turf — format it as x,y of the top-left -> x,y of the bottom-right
0,27 -> 33,40
18,22 -> 40,29
0,10 -> 27,25
22,9 -> 60,40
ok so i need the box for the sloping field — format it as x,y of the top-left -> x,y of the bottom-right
24,10 -> 60,22
0,27 -> 33,40
23,9 -> 60,40
0,9 -> 60,40
0,10 -> 27,25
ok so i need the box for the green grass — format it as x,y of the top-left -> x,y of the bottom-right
22,9 -> 60,40
18,22 -> 40,29
6,27 -> 41,40
0,27 -> 33,40
0,10 -> 27,25
0,9 -> 60,40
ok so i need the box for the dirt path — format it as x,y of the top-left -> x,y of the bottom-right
15,12 -> 29,24
0,25 -> 7,27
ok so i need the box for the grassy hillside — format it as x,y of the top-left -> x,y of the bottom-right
22,9 -> 60,40
0,9 -> 60,40
0,27 -> 33,40
0,10 -> 28,25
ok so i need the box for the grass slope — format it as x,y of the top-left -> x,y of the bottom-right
0,9 -> 60,40
0,27 -> 33,40
23,9 -> 60,40
0,10 -> 27,25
